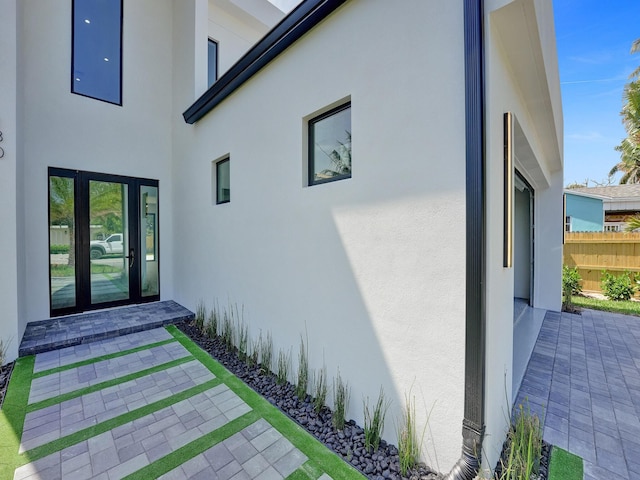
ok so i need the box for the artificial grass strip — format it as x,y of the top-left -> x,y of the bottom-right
287,460 -> 325,480
548,446 -> 583,480
32,338 -> 178,378
0,356 -> 34,479
27,355 -> 194,413
122,410 -> 261,480
167,325 -> 365,480
20,378 -> 223,466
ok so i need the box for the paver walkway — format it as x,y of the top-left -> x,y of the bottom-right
1,326 -> 363,480
515,309 -> 640,480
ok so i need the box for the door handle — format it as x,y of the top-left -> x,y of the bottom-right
127,248 -> 135,268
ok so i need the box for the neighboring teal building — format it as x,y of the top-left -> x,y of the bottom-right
564,191 -> 604,232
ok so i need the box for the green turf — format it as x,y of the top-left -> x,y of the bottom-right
23,378 -> 223,466
548,446 -> 583,480
569,295 -> 640,316
288,460 -> 326,479
166,325 -> 365,479
27,355 -> 195,413
123,410 -> 261,480
1,327 -> 364,480
0,356 -> 34,479
32,337 -> 177,378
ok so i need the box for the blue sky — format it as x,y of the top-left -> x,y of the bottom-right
554,0 -> 640,186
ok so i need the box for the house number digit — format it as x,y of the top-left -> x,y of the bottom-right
0,130 -> 4,158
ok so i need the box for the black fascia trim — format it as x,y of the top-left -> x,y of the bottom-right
183,0 -> 348,124
463,0 -> 486,438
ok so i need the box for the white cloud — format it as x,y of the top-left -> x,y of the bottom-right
566,131 -> 606,141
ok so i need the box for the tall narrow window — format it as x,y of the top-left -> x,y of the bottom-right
49,173 -> 78,311
309,103 -> 351,185
208,39 -> 218,87
216,158 -> 230,204
72,0 -> 123,105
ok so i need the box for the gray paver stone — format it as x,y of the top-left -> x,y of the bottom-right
273,449 -> 307,477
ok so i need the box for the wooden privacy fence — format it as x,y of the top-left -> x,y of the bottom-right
564,232 -> 640,293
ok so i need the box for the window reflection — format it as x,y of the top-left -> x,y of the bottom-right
72,0 -> 122,104
49,175 -> 77,310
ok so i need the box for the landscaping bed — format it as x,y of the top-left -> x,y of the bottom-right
0,361 -> 15,410
0,320 -> 552,480
494,437 -> 551,480
177,320 -> 440,480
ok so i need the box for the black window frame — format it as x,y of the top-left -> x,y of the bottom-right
208,38 -> 219,87
308,102 -> 352,186
216,157 -> 230,205
71,0 -> 124,106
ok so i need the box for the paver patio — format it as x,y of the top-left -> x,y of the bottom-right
1,326 -> 364,480
515,308 -> 640,480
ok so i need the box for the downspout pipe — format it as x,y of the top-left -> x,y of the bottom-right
443,0 -> 486,478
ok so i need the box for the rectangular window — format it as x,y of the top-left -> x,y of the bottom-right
309,103 -> 351,185
208,39 -> 218,87
72,0 -> 123,105
565,216 -> 571,233
216,158 -> 230,204
49,174 -> 78,311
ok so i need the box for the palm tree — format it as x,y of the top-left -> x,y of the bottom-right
625,214 -> 640,232
49,176 -> 76,266
611,40 -> 640,183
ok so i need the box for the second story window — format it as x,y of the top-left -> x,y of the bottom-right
216,157 -> 230,204
72,0 -> 123,105
208,39 -> 218,87
309,103 -> 351,185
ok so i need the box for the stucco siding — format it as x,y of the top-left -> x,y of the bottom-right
172,0 -> 467,470
0,0 -> 21,361
17,0 -> 176,323
484,0 -> 563,473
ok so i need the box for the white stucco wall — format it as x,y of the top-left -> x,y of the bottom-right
5,0 -> 563,474
0,0 -> 21,363
208,0 -> 283,77
18,0 -> 176,323
484,0 -> 563,472
174,0 -> 467,470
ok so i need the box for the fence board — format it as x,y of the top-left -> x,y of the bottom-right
564,232 -> 640,294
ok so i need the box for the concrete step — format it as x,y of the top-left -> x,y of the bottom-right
18,300 -> 194,357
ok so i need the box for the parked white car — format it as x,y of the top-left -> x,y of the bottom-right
90,234 -> 124,259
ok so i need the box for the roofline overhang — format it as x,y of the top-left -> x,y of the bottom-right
183,0 -> 347,124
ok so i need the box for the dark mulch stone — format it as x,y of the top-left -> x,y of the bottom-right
493,437 -> 551,480
0,361 -> 15,410
177,321 -> 441,480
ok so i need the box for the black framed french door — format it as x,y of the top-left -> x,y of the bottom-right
48,168 -> 159,316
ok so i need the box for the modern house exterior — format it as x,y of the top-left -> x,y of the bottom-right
0,0 -> 563,476
570,184 -> 640,232
564,190 -> 605,232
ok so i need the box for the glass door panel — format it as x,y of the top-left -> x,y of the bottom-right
49,175 -> 77,310
48,168 -> 159,316
89,180 -> 130,305
140,185 -> 159,297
